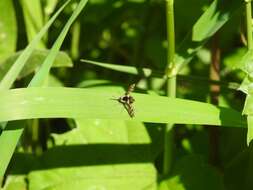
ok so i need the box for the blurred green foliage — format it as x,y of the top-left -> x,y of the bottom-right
1,0 -> 252,189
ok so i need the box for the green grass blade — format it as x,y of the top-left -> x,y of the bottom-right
0,0 -> 71,176
30,0 -> 89,87
0,0 -> 89,179
81,59 -> 154,76
0,121 -> 24,179
21,0 -> 45,48
81,59 -> 240,90
0,0 -> 71,90
0,50 -> 73,80
0,87 -> 246,127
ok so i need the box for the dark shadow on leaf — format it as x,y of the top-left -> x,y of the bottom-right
219,106 -> 246,128
10,143 -> 154,174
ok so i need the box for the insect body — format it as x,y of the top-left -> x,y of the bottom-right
118,84 -> 135,117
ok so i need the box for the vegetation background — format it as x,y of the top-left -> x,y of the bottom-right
0,0 -> 252,189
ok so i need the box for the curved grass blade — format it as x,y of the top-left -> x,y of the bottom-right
30,0 -> 89,87
0,50 -> 73,80
21,0 -> 45,48
0,0 -> 72,180
0,87 -> 246,127
81,59 -> 240,90
0,0 -> 71,90
0,0 -> 89,179
81,59 -> 155,77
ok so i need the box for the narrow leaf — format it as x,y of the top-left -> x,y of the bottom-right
0,0 -> 71,90
81,59 -> 239,90
176,0 -> 243,71
0,87 -> 246,127
247,116 -> 253,146
0,0 -> 88,179
0,50 -> 72,80
21,0 -> 45,48
30,0 -> 89,87
81,59 -> 154,77
0,0 -> 72,178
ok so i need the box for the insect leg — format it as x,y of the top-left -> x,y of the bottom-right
125,103 -> 134,117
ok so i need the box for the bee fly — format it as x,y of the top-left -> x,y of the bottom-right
118,84 -> 135,117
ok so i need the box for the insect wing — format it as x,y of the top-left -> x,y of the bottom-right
126,103 -> 134,117
126,84 -> 136,95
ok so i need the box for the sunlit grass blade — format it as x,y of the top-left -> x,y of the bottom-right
1,50 -> 73,80
81,59 -> 154,77
81,59 -> 240,90
21,0 -> 45,48
0,87 -> 246,127
0,0 -> 89,179
0,0 -> 71,90
30,0 -> 89,87
0,0 -> 71,178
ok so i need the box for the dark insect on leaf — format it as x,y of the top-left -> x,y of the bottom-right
118,84 -> 136,117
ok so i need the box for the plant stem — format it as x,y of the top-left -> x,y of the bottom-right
166,0 -> 175,70
163,77 -> 176,175
246,0 -> 253,50
163,0 -> 176,175
71,21 -> 81,60
209,34 -> 220,167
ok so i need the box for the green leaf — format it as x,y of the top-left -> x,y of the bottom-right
29,0 -> 89,87
21,0 -> 45,48
175,0 -> 243,71
81,59 -> 240,91
2,176 -> 27,190
223,48 -> 247,72
27,119 -> 156,190
0,0 -> 72,179
192,0 -> 241,42
238,77 -> 250,94
47,74 -> 64,87
242,93 -> 253,115
224,147 -> 253,190
239,50 -> 253,74
0,0 -> 17,62
28,163 -> 156,190
5,118 -> 157,189
238,50 -> 253,94
0,87 -> 246,127
44,0 -> 58,16
2,153 -> 37,189
77,79 -> 115,88
81,59 -> 155,77
0,50 -> 72,80
159,155 -> 224,190
0,0 -> 71,90
247,116 -> 253,146
52,119 -> 151,144
0,0 -> 89,180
